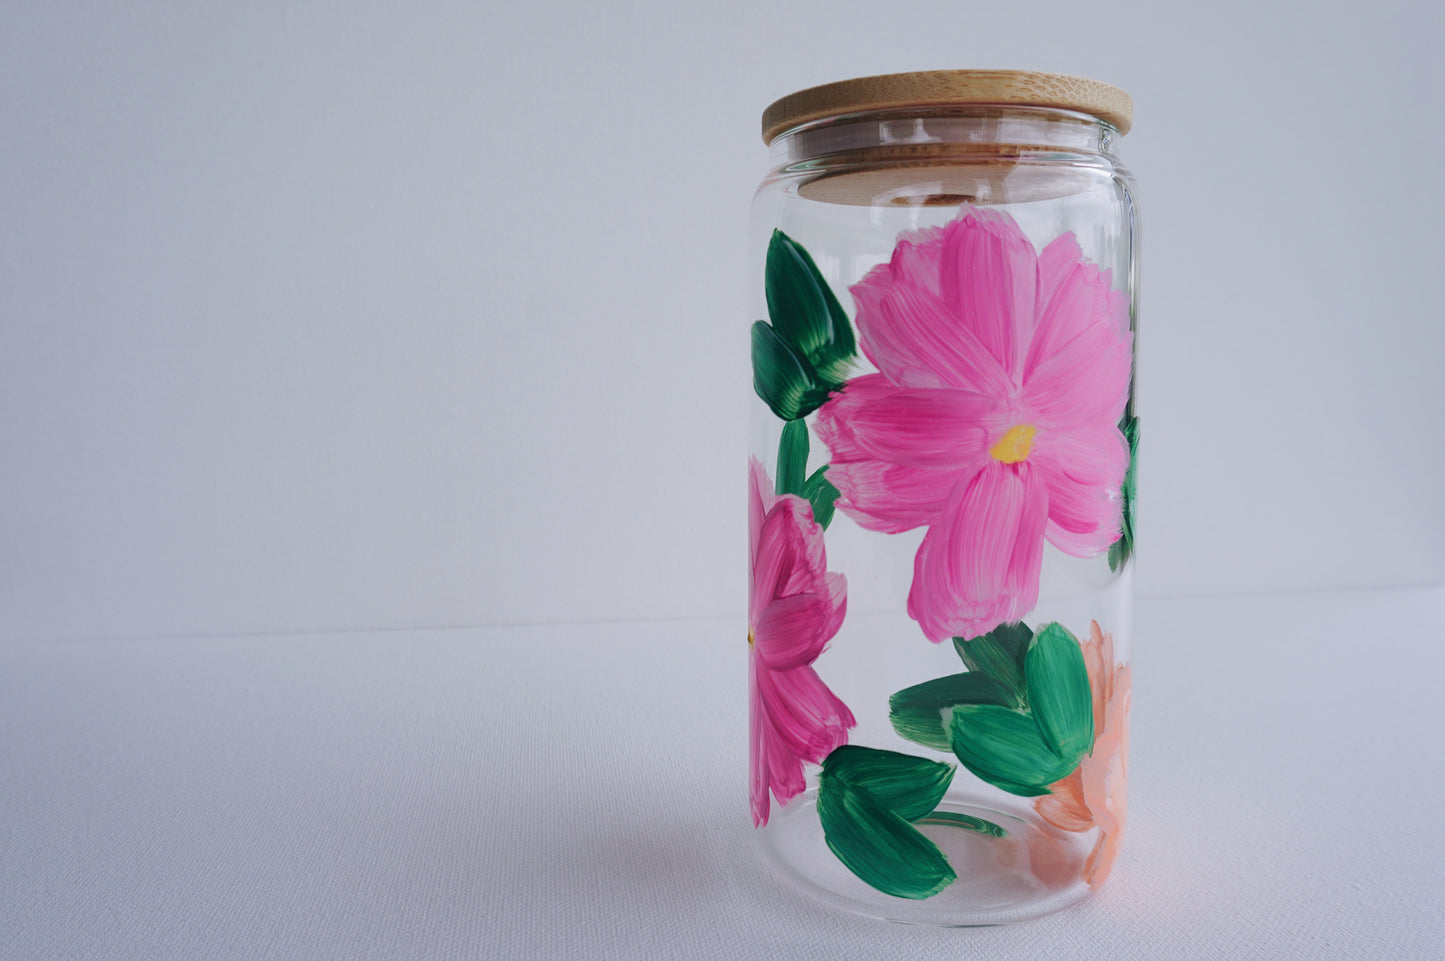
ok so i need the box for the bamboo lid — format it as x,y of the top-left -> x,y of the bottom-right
762,69 -> 1133,143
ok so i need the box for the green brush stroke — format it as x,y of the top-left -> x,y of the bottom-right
751,320 -> 833,422
765,230 -> 856,385
751,231 -> 857,420
1026,623 -> 1094,761
1109,415 -> 1139,572
939,622 -> 1094,797
818,746 -> 957,900
889,671 -> 1013,752
953,622 -> 1033,709
799,465 -> 839,530
822,745 -> 954,820
774,421 -> 838,529
775,419 -> 809,497
914,811 -> 1009,839
948,704 -> 1076,797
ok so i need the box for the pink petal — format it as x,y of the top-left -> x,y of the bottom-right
907,462 -> 1049,642
822,460 -> 959,534
1036,232 -> 1085,313
815,375 -> 1001,471
938,209 -> 1038,381
752,572 -> 847,671
748,458 -> 772,571
749,657 -> 771,826
1022,274 -> 1132,432
889,226 -> 946,298
852,262 -> 1014,395
751,657 -> 855,824
750,494 -> 828,622
757,661 -> 855,760
762,717 -> 807,814
1027,237 -> 1128,380
1031,425 -> 1128,557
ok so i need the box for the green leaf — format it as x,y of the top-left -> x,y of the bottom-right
948,704 -> 1078,796
818,748 -> 957,900
821,745 -> 955,821
751,321 -> 832,421
765,230 -> 856,385
1025,624 -> 1094,762
1109,415 -> 1139,572
953,622 -> 1033,708
775,419 -> 809,497
799,466 -> 839,530
913,811 -> 1009,838
889,672 -> 1013,752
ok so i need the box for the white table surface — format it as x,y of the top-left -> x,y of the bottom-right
3,586 -> 1442,960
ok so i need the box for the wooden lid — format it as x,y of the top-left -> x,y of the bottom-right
762,69 -> 1133,143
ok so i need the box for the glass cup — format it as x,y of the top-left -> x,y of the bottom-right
746,70 -> 1140,924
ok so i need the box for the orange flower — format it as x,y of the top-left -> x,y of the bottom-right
1033,620 -> 1130,886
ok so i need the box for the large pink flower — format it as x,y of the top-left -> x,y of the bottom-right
815,208 -> 1132,641
1034,620 -> 1131,886
749,458 -> 854,827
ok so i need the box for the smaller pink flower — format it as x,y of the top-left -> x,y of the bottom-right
749,458 -> 855,827
1034,620 -> 1130,886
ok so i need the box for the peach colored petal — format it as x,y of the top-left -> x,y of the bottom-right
1024,824 -> 1080,891
1031,622 -> 1131,887
1082,821 -> 1123,887
1035,769 -> 1093,832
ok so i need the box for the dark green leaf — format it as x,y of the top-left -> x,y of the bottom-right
820,746 -> 955,822
889,672 -> 1013,752
818,755 -> 956,900
913,811 -> 1009,838
953,622 -> 1033,708
1109,415 -> 1139,572
1107,537 -> 1125,572
799,466 -> 839,530
765,230 -> 856,385
948,704 -> 1077,796
1024,624 -> 1094,763
775,419 -> 809,497
751,321 -> 833,421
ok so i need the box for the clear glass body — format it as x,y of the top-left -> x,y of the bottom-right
747,106 -> 1139,924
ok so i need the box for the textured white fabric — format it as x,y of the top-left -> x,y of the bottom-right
2,587 -> 1442,960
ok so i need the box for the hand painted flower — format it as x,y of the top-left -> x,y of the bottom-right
815,208 -> 1132,642
1034,620 -> 1131,886
749,458 -> 854,827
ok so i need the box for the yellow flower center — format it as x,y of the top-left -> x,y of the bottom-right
747,626 -> 755,648
990,424 -> 1037,464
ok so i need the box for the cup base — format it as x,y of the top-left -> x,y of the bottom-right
755,790 -> 1098,926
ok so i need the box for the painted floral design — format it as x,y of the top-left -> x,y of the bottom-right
747,224 -> 1136,900
815,208 -> 1133,642
749,458 -> 854,827
1034,620 -> 1130,886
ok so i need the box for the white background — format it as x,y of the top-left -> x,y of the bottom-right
3,6 -> 1444,959
2,0 -> 1441,640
